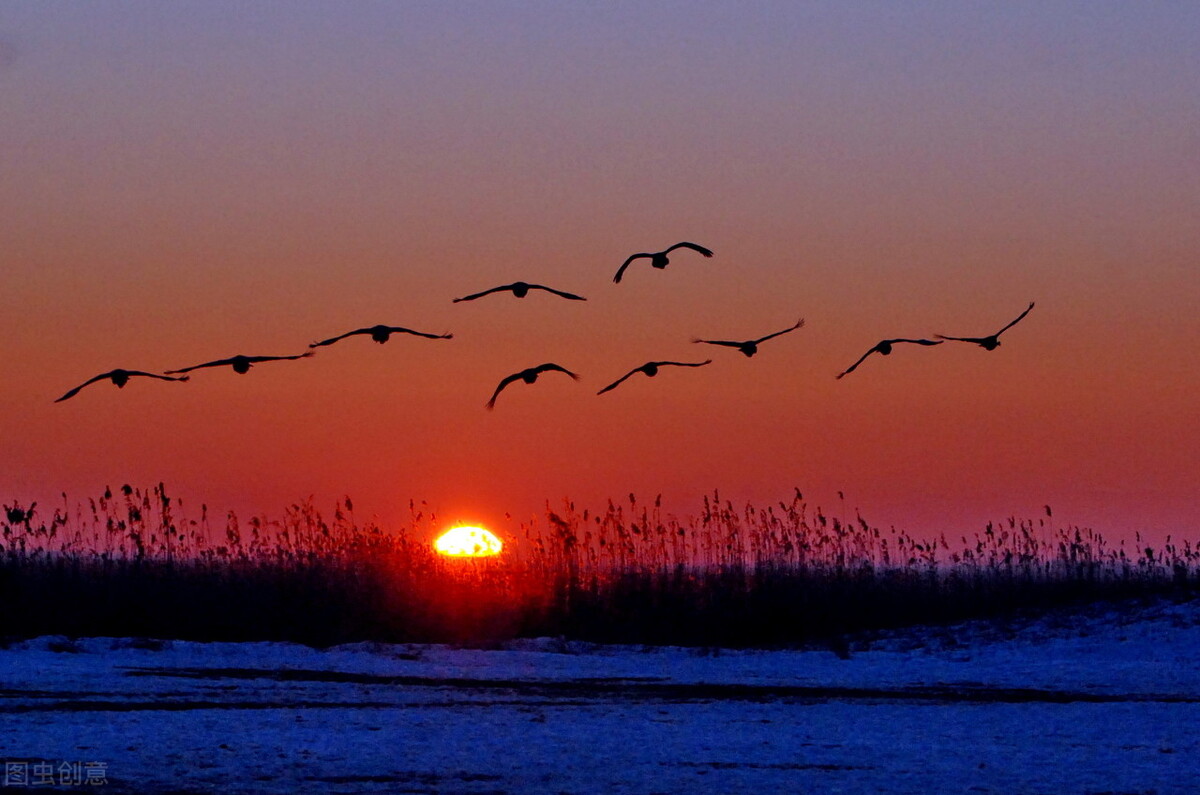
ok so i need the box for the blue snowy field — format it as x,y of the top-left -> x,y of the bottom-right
3,598 -> 1199,794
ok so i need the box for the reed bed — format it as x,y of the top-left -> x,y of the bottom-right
2,485 -> 1196,648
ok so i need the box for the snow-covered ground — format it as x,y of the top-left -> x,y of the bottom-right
3,598 -> 1200,793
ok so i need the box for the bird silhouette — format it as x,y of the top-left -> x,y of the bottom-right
936,302 -> 1035,350
613,242 -> 713,283
55,369 -> 189,403
597,360 -> 712,395
164,352 -> 314,375
693,318 -> 805,357
486,363 -> 580,410
452,282 -> 586,303
836,339 -> 943,379
309,324 -> 452,348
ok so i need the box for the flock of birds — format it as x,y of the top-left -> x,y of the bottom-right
55,242 -> 1035,407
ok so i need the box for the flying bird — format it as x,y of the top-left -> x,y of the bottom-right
693,318 -> 805,357
55,369 -> 189,403
597,360 -> 712,395
164,352 -> 314,375
613,242 -> 713,283
309,324 -> 452,348
486,363 -> 580,410
936,302 -> 1036,350
836,338 -> 943,379
452,282 -> 586,303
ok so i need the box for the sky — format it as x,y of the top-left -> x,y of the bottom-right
2,2 -> 1197,544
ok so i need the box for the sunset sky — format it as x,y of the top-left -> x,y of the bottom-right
2,3 -> 1197,544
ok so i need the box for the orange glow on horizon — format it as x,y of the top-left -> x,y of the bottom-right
434,526 -> 504,557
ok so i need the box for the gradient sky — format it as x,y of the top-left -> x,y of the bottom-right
2,2 -> 1197,544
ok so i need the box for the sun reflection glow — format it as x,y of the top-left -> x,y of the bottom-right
434,526 -> 503,557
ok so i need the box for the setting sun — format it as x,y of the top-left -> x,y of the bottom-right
434,526 -> 504,557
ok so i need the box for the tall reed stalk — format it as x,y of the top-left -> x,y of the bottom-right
1,486 -> 1194,647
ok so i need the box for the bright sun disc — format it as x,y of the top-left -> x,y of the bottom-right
434,526 -> 503,557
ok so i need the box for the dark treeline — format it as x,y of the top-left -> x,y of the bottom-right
1,485 -> 1196,648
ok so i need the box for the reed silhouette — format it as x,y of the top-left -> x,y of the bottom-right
693,318 -> 804,357
937,302 -> 1035,350
165,352 -> 314,375
309,325 -> 452,348
2,486 -> 1195,648
486,363 -> 580,410
597,360 -> 712,395
452,282 -> 586,302
836,338 -> 943,379
54,369 -> 189,403
613,242 -> 713,283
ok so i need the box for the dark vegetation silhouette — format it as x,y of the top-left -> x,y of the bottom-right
937,301 -> 1035,350
452,282 -> 587,302
486,363 -> 580,410
613,242 -> 713,283
55,369 -> 189,403
693,318 -> 805,357
2,486 -> 1196,648
836,338 -> 943,379
308,325 -> 452,348
597,360 -> 712,395
164,352 -> 314,375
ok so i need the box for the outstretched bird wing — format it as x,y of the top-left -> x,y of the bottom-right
529,284 -> 587,301
934,333 -> 989,344
888,338 -> 943,346
131,371 -> 191,382
752,318 -> 805,344
243,353 -> 315,364
664,242 -> 714,258
836,348 -> 879,380
453,285 -> 513,303
691,338 -> 746,349
485,372 -> 524,410
309,329 -> 366,348
613,253 -> 651,284
532,363 -> 581,380
597,368 -> 641,395
55,371 -> 117,403
994,301 -> 1035,337
164,357 -> 239,375
383,326 -> 453,340
654,359 -> 712,369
